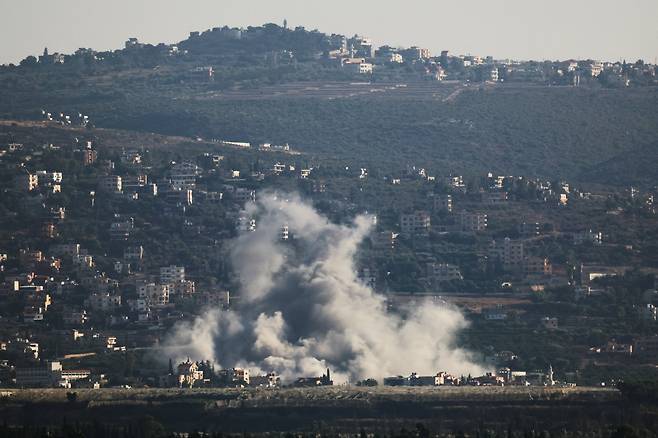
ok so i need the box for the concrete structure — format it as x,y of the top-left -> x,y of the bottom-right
460,212 -> 488,232
433,194 -> 453,213
250,372 -> 280,388
160,265 -> 185,284
170,162 -> 200,190
85,293 -> 122,312
489,238 -> 524,271
15,361 -> 62,387
218,368 -> 250,386
524,257 -> 552,277
138,283 -> 170,306
99,176 -> 122,194
14,173 -> 39,192
400,211 -> 431,236
427,263 -> 463,283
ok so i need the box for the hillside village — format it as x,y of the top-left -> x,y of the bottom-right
0,113 -> 657,390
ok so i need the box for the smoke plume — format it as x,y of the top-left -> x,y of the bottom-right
164,193 -> 483,383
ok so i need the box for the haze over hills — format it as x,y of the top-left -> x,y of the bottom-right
1,23 -> 657,186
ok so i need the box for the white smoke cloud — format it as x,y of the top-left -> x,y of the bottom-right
163,192 -> 484,383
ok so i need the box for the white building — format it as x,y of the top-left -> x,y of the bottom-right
343,58 -> 373,74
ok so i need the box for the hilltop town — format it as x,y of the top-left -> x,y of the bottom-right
8,23 -> 656,87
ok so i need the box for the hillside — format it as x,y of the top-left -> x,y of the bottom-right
0,23 -> 657,186
95,84 -> 658,184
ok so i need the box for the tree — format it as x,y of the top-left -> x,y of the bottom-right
19,56 -> 37,67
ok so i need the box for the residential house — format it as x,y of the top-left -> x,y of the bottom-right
177,360 -> 204,388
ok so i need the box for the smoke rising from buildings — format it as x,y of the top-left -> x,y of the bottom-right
164,193 -> 484,382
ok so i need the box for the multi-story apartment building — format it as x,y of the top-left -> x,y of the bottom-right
460,212 -> 488,232
160,266 -> 185,284
489,238 -> 524,271
400,211 -> 431,236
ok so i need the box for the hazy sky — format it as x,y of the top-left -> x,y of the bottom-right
1,0 -> 657,65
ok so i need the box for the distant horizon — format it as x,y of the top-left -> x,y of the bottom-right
1,0 -> 657,66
